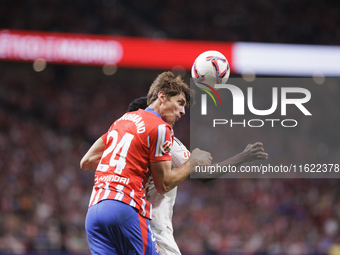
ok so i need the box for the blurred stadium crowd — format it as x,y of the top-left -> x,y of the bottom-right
1,0 -> 339,45
0,0 -> 340,255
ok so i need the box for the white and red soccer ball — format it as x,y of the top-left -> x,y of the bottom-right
191,50 -> 230,91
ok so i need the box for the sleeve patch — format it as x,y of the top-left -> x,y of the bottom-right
162,140 -> 172,153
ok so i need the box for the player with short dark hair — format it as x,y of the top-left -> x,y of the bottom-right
127,96 -> 148,112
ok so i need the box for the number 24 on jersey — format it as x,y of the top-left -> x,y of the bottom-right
97,130 -> 134,174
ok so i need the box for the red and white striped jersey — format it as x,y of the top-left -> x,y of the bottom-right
88,108 -> 174,219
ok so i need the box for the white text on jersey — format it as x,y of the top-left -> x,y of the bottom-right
117,113 -> 145,133
95,174 -> 130,185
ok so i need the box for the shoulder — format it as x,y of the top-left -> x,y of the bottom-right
141,110 -> 173,134
173,137 -> 184,147
172,137 -> 188,151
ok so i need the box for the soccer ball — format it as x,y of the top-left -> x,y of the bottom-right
191,50 -> 230,91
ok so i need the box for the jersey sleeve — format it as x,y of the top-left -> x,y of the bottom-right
101,132 -> 108,144
171,137 -> 190,169
101,123 -> 114,144
149,124 -> 173,162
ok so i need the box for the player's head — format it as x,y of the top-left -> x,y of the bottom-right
127,96 -> 148,112
147,71 -> 192,126
147,71 -> 191,106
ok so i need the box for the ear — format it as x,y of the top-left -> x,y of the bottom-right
158,91 -> 166,104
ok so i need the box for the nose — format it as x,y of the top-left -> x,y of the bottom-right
180,106 -> 185,115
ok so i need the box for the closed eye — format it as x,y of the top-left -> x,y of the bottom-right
178,100 -> 185,106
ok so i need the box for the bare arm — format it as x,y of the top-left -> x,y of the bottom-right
150,148 -> 212,194
194,142 -> 268,182
80,138 -> 105,170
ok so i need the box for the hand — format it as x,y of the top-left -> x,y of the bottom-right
190,148 -> 212,172
242,142 -> 268,162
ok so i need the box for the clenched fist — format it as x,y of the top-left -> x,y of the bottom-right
190,148 -> 212,172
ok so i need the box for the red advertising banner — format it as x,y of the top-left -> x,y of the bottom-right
0,29 -> 233,70
2,29 -> 339,76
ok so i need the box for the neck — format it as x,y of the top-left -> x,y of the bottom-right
148,101 -> 161,115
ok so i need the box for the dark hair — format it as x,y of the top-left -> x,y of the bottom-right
127,96 -> 148,112
147,71 -> 193,106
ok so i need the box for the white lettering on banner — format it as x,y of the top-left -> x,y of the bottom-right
44,36 -> 56,60
26,36 -> 42,60
0,30 -> 123,64
0,32 -> 10,57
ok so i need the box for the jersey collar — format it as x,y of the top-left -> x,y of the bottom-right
145,107 -> 162,119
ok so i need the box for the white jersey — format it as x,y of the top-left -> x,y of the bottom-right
146,137 -> 190,255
